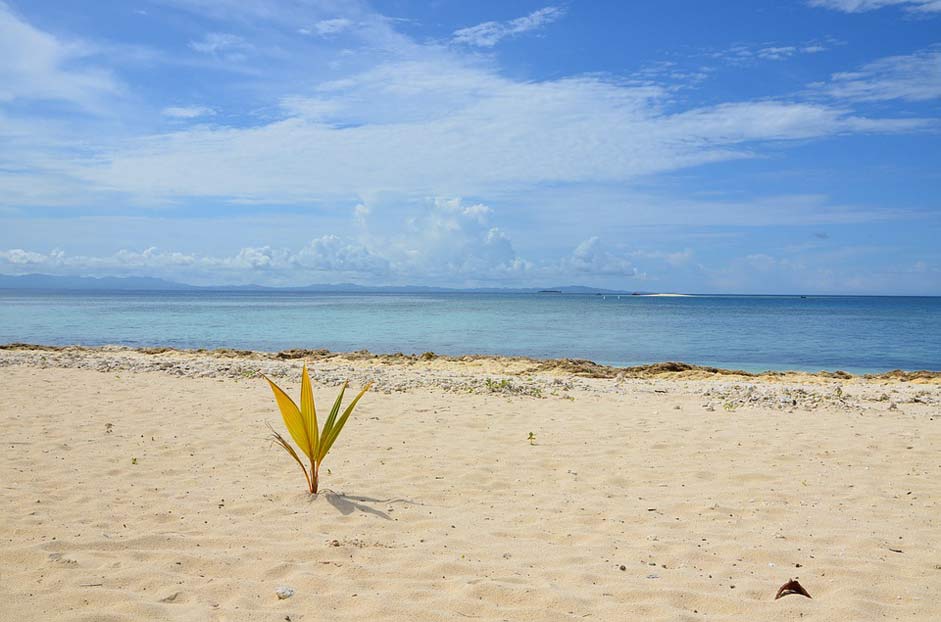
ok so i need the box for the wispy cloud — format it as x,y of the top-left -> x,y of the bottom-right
162,105 -> 216,118
631,248 -> 694,266
54,59 -> 928,207
299,18 -> 354,37
819,46 -> 941,101
189,32 -> 250,56
807,0 -> 941,13
706,39 -> 838,65
3,2 -> 930,212
702,247 -> 941,295
452,6 -> 565,47
0,1 -> 119,109
635,38 -> 837,89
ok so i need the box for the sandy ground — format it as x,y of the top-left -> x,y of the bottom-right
1,350 -> 939,621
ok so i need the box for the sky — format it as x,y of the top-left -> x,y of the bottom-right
0,0 -> 939,293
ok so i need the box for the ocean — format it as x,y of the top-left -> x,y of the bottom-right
0,290 -> 938,374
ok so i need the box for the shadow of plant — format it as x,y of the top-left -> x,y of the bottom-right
317,492 -> 416,520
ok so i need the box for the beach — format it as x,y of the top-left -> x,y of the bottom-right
1,345 -> 939,621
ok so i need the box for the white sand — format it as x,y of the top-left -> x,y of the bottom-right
1,350 -> 939,620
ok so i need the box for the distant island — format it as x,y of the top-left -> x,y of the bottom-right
0,273 -> 668,296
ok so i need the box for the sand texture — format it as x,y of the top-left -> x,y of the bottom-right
1,347 -> 940,621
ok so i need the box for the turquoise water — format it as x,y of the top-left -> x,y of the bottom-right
0,290 -> 938,373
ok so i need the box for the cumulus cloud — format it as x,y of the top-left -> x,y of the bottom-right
293,235 -> 389,274
0,248 -> 59,265
807,0 -> 941,13
226,246 -> 277,269
0,199 -> 527,283
564,238 -> 638,276
353,203 -> 370,225
452,6 -> 565,47
0,239 -> 387,282
392,197 -> 529,278
0,234 -> 652,285
0,246 -> 196,271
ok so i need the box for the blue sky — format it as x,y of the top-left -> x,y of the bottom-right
1,0 -> 939,293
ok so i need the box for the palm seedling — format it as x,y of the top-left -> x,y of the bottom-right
264,363 -> 371,494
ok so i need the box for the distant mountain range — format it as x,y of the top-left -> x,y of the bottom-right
0,273 -> 645,295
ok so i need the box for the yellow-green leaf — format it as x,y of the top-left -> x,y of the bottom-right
264,375 -> 312,459
300,363 -> 318,459
268,423 -> 311,491
318,381 -> 347,452
320,383 -> 371,461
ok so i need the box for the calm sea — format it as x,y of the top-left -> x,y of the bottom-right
0,290 -> 938,374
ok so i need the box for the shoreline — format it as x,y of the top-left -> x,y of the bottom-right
4,341 -> 939,417
2,341 -> 939,383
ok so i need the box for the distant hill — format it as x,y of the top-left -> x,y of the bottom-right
0,273 -> 636,294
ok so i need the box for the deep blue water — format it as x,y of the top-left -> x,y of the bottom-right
0,290 -> 938,374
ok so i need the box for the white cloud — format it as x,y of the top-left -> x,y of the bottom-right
700,248 -> 928,295
162,105 -> 216,118
278,96 -> 340,120
807,0 -> 941,13
0,246 -> 194,270
189,32 -> 249,55
0,1 -> 118,108
0,248 -> 56,264
756,44 -> 830,60
452,6 -> 565,47
5,191 -> 927,290
301,18 -> 353,37
353,203 -> 370,225
0,4 -> 933,216
53,58 -> 929,207
706,39 -> 837,66
0,233 -> 648,285
391,197 -> 528,278
160,0 -> 418,57
293,235 -> 389,274
227,246 -> 276,269
632,248 -> 694,266
756,46 -> 799,60
564,238 -> 637,276
0,239 -> 387,283
821,47 -> 941,101
0,199 -> 525,284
